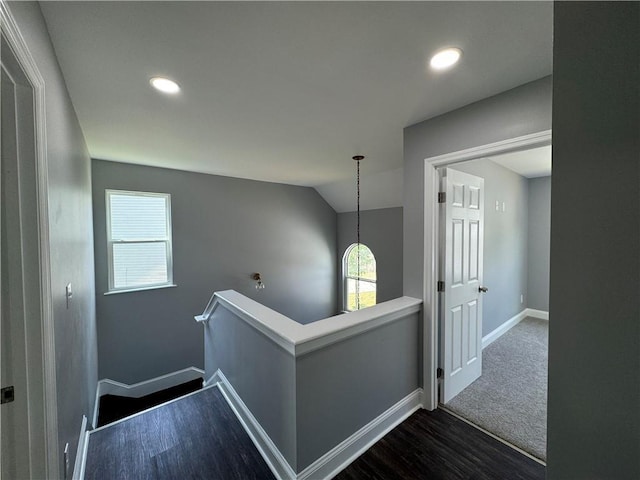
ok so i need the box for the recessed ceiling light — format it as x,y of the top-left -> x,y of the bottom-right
150,77 -> 180,94
429,47 -> 463,71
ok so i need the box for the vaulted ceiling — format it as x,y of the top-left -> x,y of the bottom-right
40,1 -> 552,208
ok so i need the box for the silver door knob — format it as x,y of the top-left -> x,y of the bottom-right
478,286 -> 488,293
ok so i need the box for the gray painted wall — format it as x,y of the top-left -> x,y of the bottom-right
7,2 -> 98,477
547,3 -> 639,478
92,160 -> 337,383
450,160 -> 528,336
527,176 -> 550,311
403,76 -> 552,305
337,207 -> 403,307
204,300 -> 419,473
204,307 -> 297,469
295,313 -> 419,471
403,76 -> 551,386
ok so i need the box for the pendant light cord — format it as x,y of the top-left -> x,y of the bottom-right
354,156 -> 362,310
357,159 -> 360,309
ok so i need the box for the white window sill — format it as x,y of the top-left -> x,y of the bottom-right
104,284 -> 177,296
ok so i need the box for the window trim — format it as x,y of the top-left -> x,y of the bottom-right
342,243 -> 377,312
105,189 -> 175,294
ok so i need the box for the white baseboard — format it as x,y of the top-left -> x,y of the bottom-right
482,308 -> 550,350
297,389 -> 423,480
92,366 -> 204,428
72,416 -> 88,480
525,308 -> 549,320
482,310 -> 528,349
91,383 -> 100,430
97,367 -> 205,398
203,371 -> 219,387
214,370 -> 297,480
214,368 -> 423,480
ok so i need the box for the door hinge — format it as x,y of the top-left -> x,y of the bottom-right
437,368 -> 444,379
437,281 -> 445,292
438,192 -> 446,203
1,386 -> 15,404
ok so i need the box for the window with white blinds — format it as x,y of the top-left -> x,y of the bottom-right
106,190 -> 173,292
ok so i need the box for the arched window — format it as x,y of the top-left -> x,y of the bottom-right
343,243 -> 377,311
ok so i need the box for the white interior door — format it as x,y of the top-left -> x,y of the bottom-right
439,168 -> 485,404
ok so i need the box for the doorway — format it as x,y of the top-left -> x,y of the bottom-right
438,147 -> 551,461
421,131 -> 552,460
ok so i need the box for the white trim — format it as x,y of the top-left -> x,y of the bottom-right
214,368 -> 423,480
104,283 -> 177,296
97,367 -> 204,397
90,385 -> 214,434
203,371 -> 221,387
214,370 -> 297,480
91,381 -> 100,430
205,292 -> 299,354
482,309 -> 528,349
197,290 -> 421,357
525,308 -> 549,320
105,189 -> 174,293
76,430 -> 90,480
423,130 -> 552,167
0,2 -> 58,477
72,416 -> 88,480
423,130 -> 552,411
92,367 -> 204,427
481,308 -> 550,350
297,389 -> 423,480
422,158 -> 440,411
296,300 -> 421,356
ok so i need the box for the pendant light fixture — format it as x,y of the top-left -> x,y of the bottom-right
353,155 -> 364,310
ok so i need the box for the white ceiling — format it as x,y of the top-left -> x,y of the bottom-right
490,145 -> 552,178
316,167 -> 403,213
40,1 -> 552,206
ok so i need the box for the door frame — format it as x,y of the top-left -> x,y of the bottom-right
422,129 -> 552,410
0,2 -> 58,477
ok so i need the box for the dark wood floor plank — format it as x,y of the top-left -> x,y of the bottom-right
85,387 -> 274,480
86,385 -> 543,480
335,408 -> 545,480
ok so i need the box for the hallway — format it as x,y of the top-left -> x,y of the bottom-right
84,385 -> 544,479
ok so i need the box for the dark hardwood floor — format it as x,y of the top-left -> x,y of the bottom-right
86,385 -> 544,480
84,386 -> 275,480
336,408 -> 545,480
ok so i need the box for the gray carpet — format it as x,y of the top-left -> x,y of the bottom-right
445,317 -> 548,460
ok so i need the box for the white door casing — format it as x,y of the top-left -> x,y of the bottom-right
422,131 -> 551,411
1,3 -> 58,477
1,61 -> 30,480
440,168 -> 485,403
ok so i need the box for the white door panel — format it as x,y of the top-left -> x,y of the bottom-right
440,168 -> 485,404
